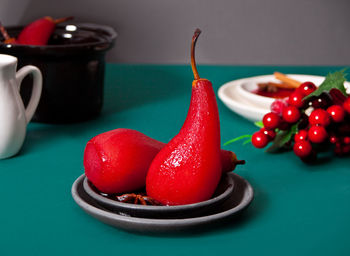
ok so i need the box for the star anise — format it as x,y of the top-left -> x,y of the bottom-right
115,193 -> 163,205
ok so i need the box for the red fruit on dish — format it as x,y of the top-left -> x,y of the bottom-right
84,129 -> 164,194
327,105 -> 345,123
288,91 -> 305,108
262,112 -> 280,130
293,140 -> 312,158
343,97 -> 350,114
308,125 -> 328,143
220,150 -> 245,174
309,109 -> 331,126
297,81 -> 317,96
260,127 -> 276,140
294,130 -> 308,142
146,30 -> 222,206
270,99 -> 288,116
282,106 -> 301,123
84,128 -> 243,194
252,131 -> 269,148
16,16 -> 73,45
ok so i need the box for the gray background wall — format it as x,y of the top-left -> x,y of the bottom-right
1,0 -> 350,65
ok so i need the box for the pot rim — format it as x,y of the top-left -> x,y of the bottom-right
0,23 -> 117,52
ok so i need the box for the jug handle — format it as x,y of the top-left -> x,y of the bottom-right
16,66 -> 43,124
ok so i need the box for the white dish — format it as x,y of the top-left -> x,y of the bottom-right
218,77 -> 269,122
218,74 -> 350,122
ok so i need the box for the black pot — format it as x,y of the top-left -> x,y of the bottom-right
0,23 -> 117,123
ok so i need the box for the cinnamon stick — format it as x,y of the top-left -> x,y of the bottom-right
274,72 -> 302,88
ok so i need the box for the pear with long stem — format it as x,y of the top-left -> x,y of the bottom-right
146,29 -> 223,206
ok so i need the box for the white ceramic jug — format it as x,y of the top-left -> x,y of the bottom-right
0,54 -> 42,159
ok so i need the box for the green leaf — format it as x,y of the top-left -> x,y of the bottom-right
304,70 -> 347,100
266,123 -> 298,153
224,134 -> 252,146
254,121 -> 264,128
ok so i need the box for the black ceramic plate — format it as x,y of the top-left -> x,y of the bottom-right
83,173 -> 234,218
71,173 -> 254,233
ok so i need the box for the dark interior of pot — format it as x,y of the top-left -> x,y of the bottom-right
0,24 -> 116,123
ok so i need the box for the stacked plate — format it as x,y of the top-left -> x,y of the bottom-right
71,173 -> 254,233
217,74 -> 345,122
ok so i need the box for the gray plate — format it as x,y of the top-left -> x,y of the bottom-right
83,173 -> 234,219
71,173 -> 254,233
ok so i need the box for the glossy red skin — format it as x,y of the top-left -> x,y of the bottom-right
282,106 -> 301,123
84,129 -> 164,194
297,82 -> 316,96
262,112 -> 280,130
327,105 -> 345,123
309,109 -> 331,126
343,98 -> 350,114
308,125 -> 328,143
293,140 -> 312,158
288,91 -> 305,108
146,79 -> 222,206
16,17 -> 55,45
294,130 -> 308,142
220,150 -> 241,173
84,128 -> 237,194
260,127 -> 276,140
252,131 -> 269,148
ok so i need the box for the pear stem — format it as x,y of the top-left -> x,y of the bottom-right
0,22 -> 11,40
191,28 -> 201,80
53,16 -> 74,24
236,160 -> 245,165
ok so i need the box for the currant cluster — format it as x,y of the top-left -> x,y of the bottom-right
252,81 -> 350,162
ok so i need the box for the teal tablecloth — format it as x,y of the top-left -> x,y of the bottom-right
1,64 -> 350,255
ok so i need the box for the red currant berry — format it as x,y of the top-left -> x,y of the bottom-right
343,137 -> 350,144
327,105 -> 345,123
260,128 -> 276,140
252,132 -> 269,148
262,112 -> 280,129
270,99 -> 288,116
342,145 -> 350,155
334,142 -> 343,156
329,135 -> 338,144
293,140 -> 312,158
294,130 -> 308,142
308,125 -> 328,143
309,109 -> 331,126
288,91 -> 305,108
329,89 -> 347,105
343,97 -> 350,114
282,106 -> 301,123
309,93 -> 332,109
297,81 -> 316,96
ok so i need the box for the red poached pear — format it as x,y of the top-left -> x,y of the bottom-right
146,29 -> 223,206
84,128 -> 244,194
84,129 -> 163,194
16,16 -> 73,45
